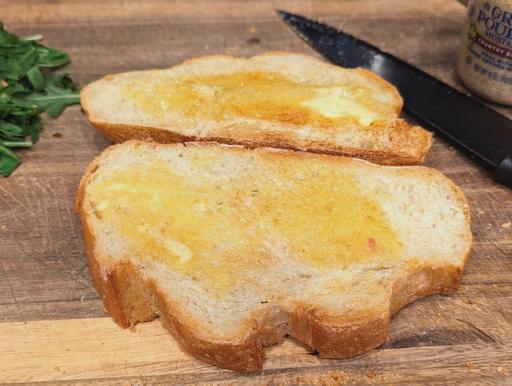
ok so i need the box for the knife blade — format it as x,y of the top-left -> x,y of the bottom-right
277,10 -> 512,187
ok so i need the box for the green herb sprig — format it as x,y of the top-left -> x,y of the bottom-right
0,22 -> 80,177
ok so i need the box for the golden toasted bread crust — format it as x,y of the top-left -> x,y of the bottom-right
76,141 -> 471,373
85,119 -> 432,166
80,52 -> 433,165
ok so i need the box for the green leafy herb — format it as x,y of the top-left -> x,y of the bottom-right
0,22 -> 80,177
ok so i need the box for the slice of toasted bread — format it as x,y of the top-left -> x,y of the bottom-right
81,52 -> 432,165
76,140 -> 471,373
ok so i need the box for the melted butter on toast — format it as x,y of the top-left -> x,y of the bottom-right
124,71 -> 393,128
302,88 -> 378,126
89,152 -> 402,293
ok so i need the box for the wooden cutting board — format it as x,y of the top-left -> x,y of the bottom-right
1,1 -> 511,384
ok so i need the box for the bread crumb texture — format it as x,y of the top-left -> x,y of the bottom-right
79,141 -> 471,372
89,150 -> 402,294
123,71 -> 394,128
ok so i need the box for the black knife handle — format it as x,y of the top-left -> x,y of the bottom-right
497,155 -> 512,188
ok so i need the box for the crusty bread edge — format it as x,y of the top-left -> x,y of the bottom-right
80,117 -> 433,166
75,141 -> 471,373
80,52 -> 432,165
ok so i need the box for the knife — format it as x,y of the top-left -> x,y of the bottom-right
277,10 -> 512,188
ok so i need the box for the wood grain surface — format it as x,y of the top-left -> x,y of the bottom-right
0,0 -> 511,384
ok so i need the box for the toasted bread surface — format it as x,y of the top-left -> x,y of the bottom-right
81,52 -> 432,165
76,141 -> 471,372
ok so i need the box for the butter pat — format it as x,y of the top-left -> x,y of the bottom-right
162,238 -> 193,264
140,226 -> 194,264
96,201 -> 109,211
301,88 -> 378,126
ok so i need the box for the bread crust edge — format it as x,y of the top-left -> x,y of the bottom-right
81,118 -> 433,166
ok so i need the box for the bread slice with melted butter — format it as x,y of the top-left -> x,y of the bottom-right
81,52 -> 432,165
76,140 -> 471,373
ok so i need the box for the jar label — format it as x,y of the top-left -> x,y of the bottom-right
457,1 -> 512,104
468,1 -> 512,70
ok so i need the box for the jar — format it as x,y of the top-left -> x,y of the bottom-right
456,0 -> 512,105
